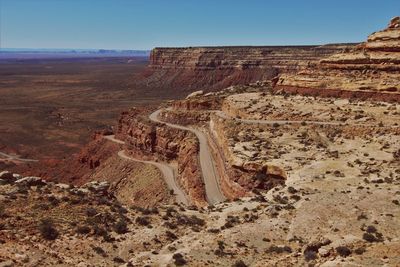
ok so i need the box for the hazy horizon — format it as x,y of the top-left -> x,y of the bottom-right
1,0 -> 399,50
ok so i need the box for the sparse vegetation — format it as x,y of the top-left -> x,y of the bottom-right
173,253 -> 187,266
38,219 -> 59,240
114,219 -> 128,234
336,246 -> 352,257
232,260 -> 248,267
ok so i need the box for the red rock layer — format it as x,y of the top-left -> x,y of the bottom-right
277,17 -> 400,101
137,45 -> 352,93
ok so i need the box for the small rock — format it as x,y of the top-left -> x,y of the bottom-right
12,174 -> 22,180
318,247 -> 330,257
0,171 -> 15,183
0,260 -> 14,267
70,188 -> 90,195
55,183 -> 70,190
14,254 -> 29,263
83,181 -> 109,194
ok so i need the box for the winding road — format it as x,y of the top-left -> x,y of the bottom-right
214,110 -> 400,128
149,109 -> 226,205
103,135 -> 189,205
0,151 -> 38,163
213,111 -> 344,126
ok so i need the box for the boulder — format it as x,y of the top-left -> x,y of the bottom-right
82,181 -> 110,195
70,188 -> 90,196
389,16 -> 400,29
186,90 -> 204,99
0,260 -> 14,267
12,173 -> 22,180
0,171 -> 14,182
15,176 -> 45,187
55,183 -> 71,190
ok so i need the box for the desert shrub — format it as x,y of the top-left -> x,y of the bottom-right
113,257 -> 125,263
92,224 -> 114,242
287,186 -> 298,194
86,207 -> 98,217
218,240 -> 225,250
290,195 -> 301,201
113,204 -> 128,214
135,216 -> 151,226
76,225 -> 91,235
38,219 -> 59,240
354,247 -> 366,255
176,214 -> 205,227
114,219 -> 128,234
363,232 -> 383,243
92,246 -> 107,257
0,203 -> 6,218
93,225 -> 107,236
304,250 -> 318,261
165,230 -> 177,241
97,197 -> 110,205
208,228 -> 220,234
232,260 -> 248,267
266,245 -> 292,254
336,246 -> 351,257
365,225 -> 377,233
253,172 -> 267,182
173,253 -> 187,266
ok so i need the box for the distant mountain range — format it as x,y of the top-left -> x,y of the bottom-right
0,48 -> 150,59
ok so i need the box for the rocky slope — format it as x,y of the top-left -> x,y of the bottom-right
138,44 -> 352,93
276,17 -> 400,102
9,130 -> 174,208
1,140 -> 399,267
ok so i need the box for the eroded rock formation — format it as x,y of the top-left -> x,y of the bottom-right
276,17 -> 400,101
138,45 -> 352,92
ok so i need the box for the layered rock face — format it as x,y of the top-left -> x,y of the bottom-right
139,45 -> 351,92
277,17 -> 400,101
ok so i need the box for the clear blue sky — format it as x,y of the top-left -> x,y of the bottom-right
1,0 -> 399,50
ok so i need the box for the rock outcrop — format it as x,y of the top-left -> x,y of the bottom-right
276,17 -> 400,102
139,45 -> 352,92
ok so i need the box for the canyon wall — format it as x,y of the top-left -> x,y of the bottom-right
138,45 -> 353,93
276,17 -> 400,102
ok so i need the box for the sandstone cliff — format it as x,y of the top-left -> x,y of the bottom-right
276,17 -> 400,101
138,45 -> 352,92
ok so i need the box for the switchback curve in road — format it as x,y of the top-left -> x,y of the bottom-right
149,109 -> 226,205
103,135 -> 189,206
0,151 -> 38,162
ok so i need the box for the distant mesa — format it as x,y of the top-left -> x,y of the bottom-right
0,48 -> 150,60
138,17 -> 399,102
